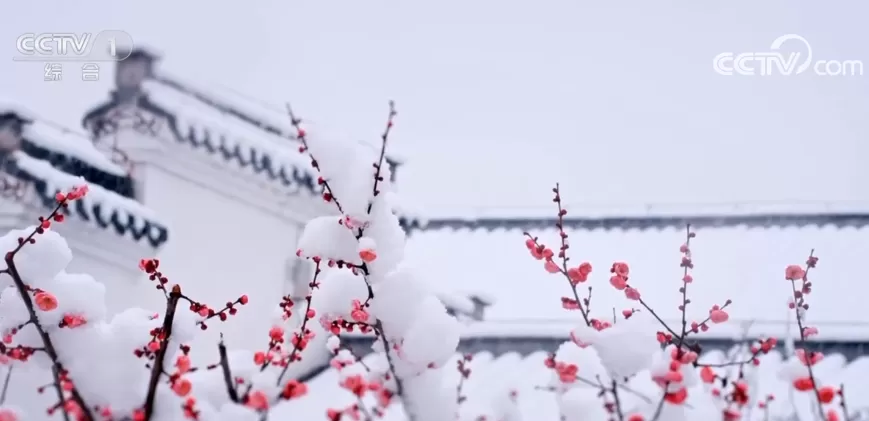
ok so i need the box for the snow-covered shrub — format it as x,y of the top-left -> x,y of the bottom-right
0,103 -> 856,421
504,184 -> 852,421
0,103 -> 460,421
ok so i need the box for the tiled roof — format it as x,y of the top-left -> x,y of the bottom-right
404,225 -> 869,331
403,201 -> 869,234
4,152 -> 168,248
18,133 -> 136,200
82,64 -> 401,193
1,106 -> 167,248
276,344 -> 869,420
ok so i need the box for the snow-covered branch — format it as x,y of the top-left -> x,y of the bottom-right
0,105 -> 856,421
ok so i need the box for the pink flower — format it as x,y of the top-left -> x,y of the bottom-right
34,292 -> 58,311
176,355 -> 191,373
796,349 -> 823,366
246,390 -> 270,410
555,362 -> 578,383
350,300 -> 369,323
567,262 -> 592,283
785,265 -> 806,281
171,378 -> 192,397
269,326 -> 284,341
625,287 -> 641,301
561,297 -> 579,310
709,309 -> 729,324
569,330 -> 591,348
529,247 -> 544,260
0,409 -> 18,421
62,314 -> 87,328
609,275 -> 628,290
544,260 -> 560,274
700,366 -> 716,383
566,268 -> 587,284
66,184 -> 89,200
611,262 -> 630,278
359,248 -> 377,263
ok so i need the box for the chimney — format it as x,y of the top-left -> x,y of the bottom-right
0,112 -> 28,154
114,47 -> 160,102
468,294 -> 493,321
386,157 -> 401,183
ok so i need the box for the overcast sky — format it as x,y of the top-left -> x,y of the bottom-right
2,1 -> 868,214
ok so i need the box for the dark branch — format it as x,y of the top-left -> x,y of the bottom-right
218,336 -> 240,403
143,284 -> 182,420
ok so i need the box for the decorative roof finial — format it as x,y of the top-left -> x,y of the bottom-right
114,46 -> 161,101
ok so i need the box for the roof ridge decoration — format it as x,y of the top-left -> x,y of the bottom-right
335,334 -> 869,362
405,211 -> 869,235
149,72 -> 404,181
81,47 -> 401,196
0,108 -> 167,248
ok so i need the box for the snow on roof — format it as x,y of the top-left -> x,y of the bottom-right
405,225 -> 869,332
458,320 -> 869,343
1,99 -> 126,176
23,120 -> 126,176
273,347 -> 869,420
153,71 -> 298,139
11,151 -> 167,247
139,80 -> 320,189
0,100 -> 36,120
420,200 -> 869,221
437,291 -> 476,314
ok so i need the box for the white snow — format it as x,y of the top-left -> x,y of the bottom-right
414,200 -> 869,220
1,98 -> 126,176
3,102 -> 864,421
23,120 -> 126,176
153,71 -> 299,140
140,80 -> 317,189
452,319 -> 869,342
282,344 -> 869,421
405,224 -> 869,332
12,151 -> 162,226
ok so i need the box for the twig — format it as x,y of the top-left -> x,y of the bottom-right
788,251 -> 826,421
274,260 -> 321,384
605,380 -> 623,421
573,376 -> 655,405
637,298 -> 683,341
375,321 -> 405,398
524,184 -> 593,326
673,224 -> 694,358
0,366 -> 12,404
50,366 -> 71,421
839,384 -> 850,421
284,102 -> 412,420
365,100 -> 397,216
143,285 -> 182,420
5,206 -> 94,420
356,398 -> 375,421
650,390 -> 668,421
218,336 -> 239,403
333,337 -> 372,372
455,355 -> 471,405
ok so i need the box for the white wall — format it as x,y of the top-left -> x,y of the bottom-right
53,221 -> 161,316
138,163 -> 300,361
